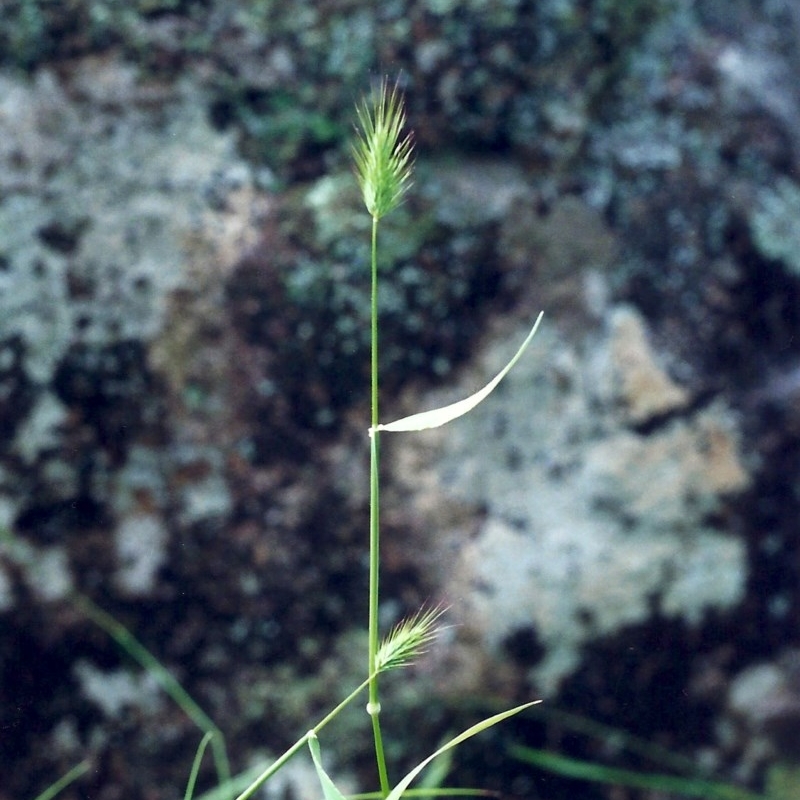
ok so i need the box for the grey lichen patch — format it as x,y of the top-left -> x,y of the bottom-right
452,512 -> 743,694
2,535 -> 73,602
0,66 -> 254,388
391,310 -> 750,696
178,469 -> 233,526
584,411 -> 749,527
0,71 -> 75,190
497,192 -> 619,313
750,178 -> 800,276
114,513 -> 168,596
12,392 -> 68,465
420,158 -> 531,230
723,653 -> 800,777
74,660 -> 165,719
523,195 -> 618,278
33,548 -> 73,601
0,195 -> 73,385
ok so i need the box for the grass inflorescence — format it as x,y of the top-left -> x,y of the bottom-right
353,78 -> 414,222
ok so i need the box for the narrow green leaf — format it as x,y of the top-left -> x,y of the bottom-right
384,701 -> 540,800
373,313 -> 543,434
418,742 -> 453,791
33,761 -> 90,800
75,593 -> 231,794
185,732 -> 215,800
509,746 -> 765,800
308,734 -> 349,800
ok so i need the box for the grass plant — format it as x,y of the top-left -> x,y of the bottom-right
35,74 -> 774,800
22,72 -> 791,800
230,75 -> 541,800
40,78 -> 542,800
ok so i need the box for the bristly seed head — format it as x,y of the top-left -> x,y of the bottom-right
352,77 -> 414,221
376,605 -> 447,673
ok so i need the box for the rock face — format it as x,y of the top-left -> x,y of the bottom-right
0,1 -> 799,798
0,66 -> 264,597
391,308 -> 749,696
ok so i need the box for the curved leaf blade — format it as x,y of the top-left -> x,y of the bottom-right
308,734 -> 349,800
33,761 -> 90,800
384,701 -> 540,800
373,313 -> 543,434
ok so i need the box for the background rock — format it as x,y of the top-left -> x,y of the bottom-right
0,1 -> 799,798
387,310 -> 749,696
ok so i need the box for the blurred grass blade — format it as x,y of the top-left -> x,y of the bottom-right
374,313 -> 543,434
418,743 -> 453,791
33,760 -> 90,800
74,593 -> 232,796
384,702 -> 540,800
524,704 -> 701,775
185,732 -> 215,800
349,790 -> 494,799
308,734 -> 349,800
194,765 -> 271,800
509,745 -> 766,800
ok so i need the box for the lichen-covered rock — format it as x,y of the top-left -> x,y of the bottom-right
0,62 -> 373,797
1,0 -> 799,796
0,66 -> 262,576
389,310 -> 750,695
0,65 -> 249,394
190,0 -> 670,178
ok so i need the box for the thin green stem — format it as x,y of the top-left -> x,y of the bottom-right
236,735 -> 309,800
236,677 -> 372,800
367,212 -> 390,796
371,215 -> 379,432
368,215 -> 379,682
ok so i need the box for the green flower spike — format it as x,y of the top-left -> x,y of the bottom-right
353,78 -> 414,221
376,606 -> 447,673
